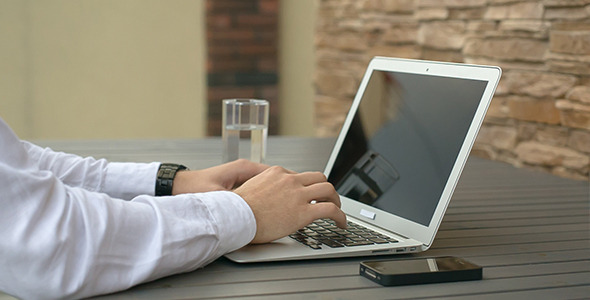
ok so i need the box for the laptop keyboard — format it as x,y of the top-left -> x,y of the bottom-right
288,219 -> 398,250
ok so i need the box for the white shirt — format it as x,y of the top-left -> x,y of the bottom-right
0,118 -> 257,300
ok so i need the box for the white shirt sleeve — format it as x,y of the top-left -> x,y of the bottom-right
0,119 -> 257,299
22,140 -> 159,200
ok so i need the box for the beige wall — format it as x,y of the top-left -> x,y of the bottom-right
278,0 -> 317,136
0,0 -> 206,139
0,0 -> 29,136
0,0 -> 318,140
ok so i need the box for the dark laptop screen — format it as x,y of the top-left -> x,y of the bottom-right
328,70 -> 488,226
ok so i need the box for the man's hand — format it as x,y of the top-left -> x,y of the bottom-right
172,159 -> 269,195
234,166 -> 347,244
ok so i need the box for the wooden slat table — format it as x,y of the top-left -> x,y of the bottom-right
3,137 -> 589,299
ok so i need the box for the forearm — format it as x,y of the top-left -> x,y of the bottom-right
0,165 -> 255,299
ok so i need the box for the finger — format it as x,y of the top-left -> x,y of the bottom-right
295,171 -> 328,186
303,182 -> 341,207
307,202 -> 347,228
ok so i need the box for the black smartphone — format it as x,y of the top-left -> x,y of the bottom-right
359,256 -> 482,286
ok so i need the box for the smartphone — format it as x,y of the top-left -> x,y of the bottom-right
359,256 -> 482,286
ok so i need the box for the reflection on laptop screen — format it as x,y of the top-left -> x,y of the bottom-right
328,70 -> 488,226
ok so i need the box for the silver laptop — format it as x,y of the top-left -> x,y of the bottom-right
226,56 -> 501,263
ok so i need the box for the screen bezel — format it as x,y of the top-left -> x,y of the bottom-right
324,56 -> 501,248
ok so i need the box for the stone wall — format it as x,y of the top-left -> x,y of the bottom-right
314,0 -> 590,180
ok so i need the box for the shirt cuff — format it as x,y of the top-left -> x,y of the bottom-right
198,191 -> 257,253
103,162 -> 160,200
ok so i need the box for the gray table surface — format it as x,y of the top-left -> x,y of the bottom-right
3,137 -> 589,299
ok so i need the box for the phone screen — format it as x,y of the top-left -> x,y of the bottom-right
363,256 -> 479,275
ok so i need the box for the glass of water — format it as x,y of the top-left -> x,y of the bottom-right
222,99 -> 269,163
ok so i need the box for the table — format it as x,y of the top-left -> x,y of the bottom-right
4,137 -> 590,299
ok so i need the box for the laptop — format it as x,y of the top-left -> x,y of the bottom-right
225,56 -> 501,263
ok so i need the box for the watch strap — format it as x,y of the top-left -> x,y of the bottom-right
155,163 -> 188,196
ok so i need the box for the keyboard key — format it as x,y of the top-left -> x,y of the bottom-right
289,219 -> 396,249
317,238 -> 345,248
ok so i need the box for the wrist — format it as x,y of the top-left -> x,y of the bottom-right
171,169 -> 193,195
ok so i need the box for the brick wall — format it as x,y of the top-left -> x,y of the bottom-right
315,0 -> 590,180
206,0 -> 279,136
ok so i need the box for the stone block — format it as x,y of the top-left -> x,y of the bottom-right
315,95 -> 351,137
417,0 -> 487,8
363,0 -> 415,13
495,150 -> 522,166
515,141 -> 590,170
487,0 -> 527,3
315,71 -> 359,98
467,20 -> 498,32
421,48 -> 464,62
548,57 -> 590,75
544,0 -> 590,7
471,143 -> 498,160
483,115 -> 515,126
566,86 -> 590,104
502,71 -> 577,98
476,125 -> 518,150
484,2 -> 544,20
518,122 -> 538,140
556,99 -> 590,129
381,22 -> 420,43
486,95 -> 511,118
470,57 -> 548,72
463,38 -> 547,62
535,126 -> 569,146
449,7 -> 486,20
338,19 -> 364,31
384,0 -> 416,13
317,31 -> 369,52
568,129 -> 590,153
415,8 -> 449,20
363,17 -> 402,33
550,30 -> 590,55
508,96 -> 561,124
495,77 -> 510,95
560,151 -> 589,170
551,166 -> 589,181
480,29 -> 549,40
545,7 -> 590,20
369,44 -> 422,59
552,21 -> 590,31
418,21 -> 466,50
499,20 -> 550,34
316,50 -> 369,73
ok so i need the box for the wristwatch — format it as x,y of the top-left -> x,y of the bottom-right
155,163 -> 188,196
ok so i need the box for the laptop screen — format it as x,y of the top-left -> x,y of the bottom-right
327,70 -> 488,226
